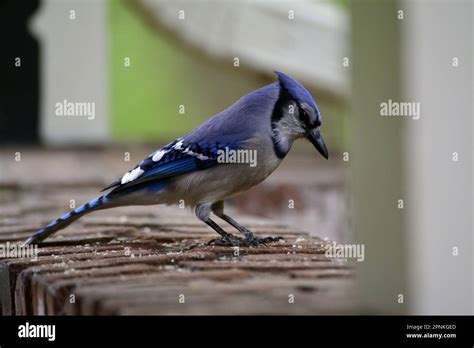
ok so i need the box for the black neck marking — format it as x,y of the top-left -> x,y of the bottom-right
271,88 -> 293,124
271,88 -> 294,159
272,139 -> 288,159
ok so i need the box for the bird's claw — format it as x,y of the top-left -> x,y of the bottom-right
208,232 -> 283,247
207,234 -> 243,246
243,231 -> 284,246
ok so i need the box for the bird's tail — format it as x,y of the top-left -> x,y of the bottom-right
23,195 -> 110,246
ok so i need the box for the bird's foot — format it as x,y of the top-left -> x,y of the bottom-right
242,231 -> 284,247
207,233 -> 243,246
207,232 -> 283,247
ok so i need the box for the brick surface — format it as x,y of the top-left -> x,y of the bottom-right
0,148 -> 353,315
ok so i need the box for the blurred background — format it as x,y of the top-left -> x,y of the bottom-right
0,0 -> 472,315
0,0 -> 351,243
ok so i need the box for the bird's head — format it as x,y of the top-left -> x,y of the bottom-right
271,71 -> 328,159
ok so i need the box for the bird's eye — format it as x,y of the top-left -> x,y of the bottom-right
299,107 -> 309,124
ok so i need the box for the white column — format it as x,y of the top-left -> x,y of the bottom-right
30,0 -> 108,144
403,0 -> 473,314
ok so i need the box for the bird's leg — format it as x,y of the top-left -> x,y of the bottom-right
195,203 -> 243,246
202,218 -> 244,246
211,201 -> 283,246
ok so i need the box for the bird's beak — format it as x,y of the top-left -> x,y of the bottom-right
306,128 -> 329,159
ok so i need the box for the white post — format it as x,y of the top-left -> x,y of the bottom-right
352,0 -> 473,314
403,0 -> 473,314
30,0 -> 108,144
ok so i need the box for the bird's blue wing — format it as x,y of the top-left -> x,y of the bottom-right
103,138 -> 239,193
102,82 -> 280,194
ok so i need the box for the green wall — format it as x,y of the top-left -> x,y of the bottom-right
108,0 -> 347,151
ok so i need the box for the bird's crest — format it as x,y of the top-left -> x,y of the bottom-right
274,71 -> 320,118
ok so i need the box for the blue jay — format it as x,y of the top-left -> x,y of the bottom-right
24,71 -> 328,247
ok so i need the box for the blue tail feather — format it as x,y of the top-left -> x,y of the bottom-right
23,195 -> 108,246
